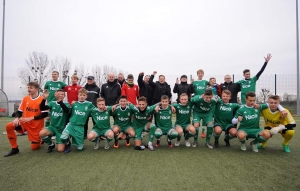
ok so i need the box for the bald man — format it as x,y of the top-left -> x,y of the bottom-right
220,75 -> 240,103
100,73 -> 121,106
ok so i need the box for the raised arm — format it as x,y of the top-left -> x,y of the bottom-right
138,72 -> 145,87
256,54 -> 272,79
148,71 -> 157,88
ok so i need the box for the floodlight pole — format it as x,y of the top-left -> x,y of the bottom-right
297,0 -> 300,115
0,0 -> 5,90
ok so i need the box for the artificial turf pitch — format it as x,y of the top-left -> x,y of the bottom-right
0,117 -> 299,191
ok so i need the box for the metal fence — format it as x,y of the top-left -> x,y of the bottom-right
3,74 -> 299,114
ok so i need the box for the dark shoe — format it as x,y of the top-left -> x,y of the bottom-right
64,143 -> 71,153
46,144 -> 55,153
224,138 -> 230,147
4,148 -> 19,157
214,141 -> 220,148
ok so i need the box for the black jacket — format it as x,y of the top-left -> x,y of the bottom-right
149,75 -> 172,104
101,79 -> 121,106
173,82 -> 192,103
220,82 -> 240,103
84,83 -> 100,106
138,74 -> 154,105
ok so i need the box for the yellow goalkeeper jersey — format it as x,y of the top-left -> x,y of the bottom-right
261,108 -> 295,127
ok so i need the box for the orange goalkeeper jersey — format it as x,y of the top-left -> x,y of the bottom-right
18,95 -> 47,129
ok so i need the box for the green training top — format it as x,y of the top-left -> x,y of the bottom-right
154,105 -> 173,131
44,81 -> 67,102
48,101 -> 70,131
235,103 -> 268,130
172,102 -> 193,126
190,96 -> 216,113
69,101 -> 95,126
192,80 -> 209,95
129,104 -> 157,128
236,76 -> 258,104
214,100 -> 240,127
112,105 -> 133,127
91,106 -> 112,130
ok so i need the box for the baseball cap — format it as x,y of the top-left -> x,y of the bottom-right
87,76 -> 94,80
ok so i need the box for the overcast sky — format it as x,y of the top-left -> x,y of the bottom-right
0,0 -> 299,99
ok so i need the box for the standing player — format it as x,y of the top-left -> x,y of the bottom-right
213,90 -> 240,148
122,74 -> 140,105
236,54 -> 272,104
259,95 -> 296,152
191,69 -> 209,139
232,92 -> 285,152
88,98 -> 114,150
190,89 -> 217,148
64,75 -> 82,105
154,95 -> 178,148
39,89 -> 70,153
44,71 -> 67,127
172,93 -> 195,147
129,97 -> 158,151
4,82 -> 48,157
60,88 -> 95,151
112,95 -> 135,148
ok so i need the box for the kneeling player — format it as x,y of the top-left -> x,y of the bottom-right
154,95 -> 178,148
213,90 -> 240,148
112,95 -> 135,148
259,95 -> 296,152
60,88 -> 94,151
190,89 -> 217,148
129,97 -> 158,151
172,93 -> 195,147
39,89 -> 70,153
88,98 -> 114,150
232,92 -> 284,152
4,82 -> 48,157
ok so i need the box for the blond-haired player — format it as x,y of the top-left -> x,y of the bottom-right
259,95 -> 296,152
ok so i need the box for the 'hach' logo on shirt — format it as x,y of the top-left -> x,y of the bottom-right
52,112 -> 63,117
160,116 -> 171,120
220,106 -> 231,111
97,116 -> 108,120
178,110 -> 189,114
266,119 -> 280,125
245,114 -> 258,120
75,110 -> 86,116
26,107 -> 38,112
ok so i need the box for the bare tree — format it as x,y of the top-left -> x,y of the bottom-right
257,88 -> 272,103
91,65 -> 106,87
74,64 -> 89,86
18,51 -> 53,90
51,57 -> 71,83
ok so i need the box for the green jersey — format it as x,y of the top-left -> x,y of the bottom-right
69,101 -> 95,126
112,105 -> 133,127
236,76 -> 258,104
154,106 -> 173,131
91,106 -> 112,130
173,102 -> 193,125
44,81 -> 67,102
129,104 -> 156,128
214,100 -> 239,127
48,101 -> 70,131
190,96 -> 216,113
235,103 -> 268,130
192,80 -> 209,95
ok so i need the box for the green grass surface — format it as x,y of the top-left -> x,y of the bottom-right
0,117 -> 299,191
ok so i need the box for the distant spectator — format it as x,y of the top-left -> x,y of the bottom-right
118,73 -> 126,88
220,75 -> 240,103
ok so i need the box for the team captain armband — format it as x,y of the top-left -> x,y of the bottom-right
285,124 -> 296,130
34,112 -> 48,120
